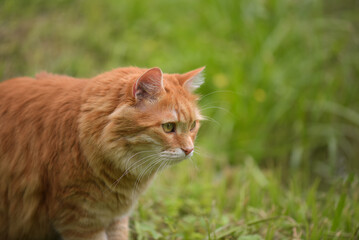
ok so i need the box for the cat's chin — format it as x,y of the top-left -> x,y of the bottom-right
167,158 -> 186,164
165,153 -> 192,165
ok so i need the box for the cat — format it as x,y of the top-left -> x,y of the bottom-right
0,66 -> 205,240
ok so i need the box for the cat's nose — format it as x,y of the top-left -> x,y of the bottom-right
181,148 -> 193,156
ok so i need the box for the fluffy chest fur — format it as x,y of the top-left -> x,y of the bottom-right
0,66 -> 204,240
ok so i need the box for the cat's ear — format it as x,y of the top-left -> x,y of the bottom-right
179,66 -> 205,92
133,67 -> 164,102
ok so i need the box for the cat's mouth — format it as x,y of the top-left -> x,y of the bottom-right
160,148 -> 192,163
162,153 -> 193,166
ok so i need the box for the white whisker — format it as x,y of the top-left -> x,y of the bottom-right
153,158 -> 167,176
132,158 -> 163,198
201,106 -> 231,114
189,156 -> 198,171
112,153 -> 160,188
201,115 -> 221,127
124,150 -> 155,169
199,90 -> 238,101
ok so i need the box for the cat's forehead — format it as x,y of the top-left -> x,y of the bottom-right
162,75 -> 194,97
161,107 -> 202,124
133,73 -> 202,123
162,75 -> 201,121
157,94 -> 201,123
162,74 -> 181,88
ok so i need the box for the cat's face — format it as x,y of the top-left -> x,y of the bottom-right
105,67 -> 204,174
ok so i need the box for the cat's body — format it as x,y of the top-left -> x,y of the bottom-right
0,67 -> 204,240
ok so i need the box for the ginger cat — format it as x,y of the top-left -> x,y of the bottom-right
0,66 -> 204,240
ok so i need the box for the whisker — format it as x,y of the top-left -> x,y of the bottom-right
160,161 -> 170,175
201,115 -> 221,127
132,158 -> 163,198
194,150 -> 213,160
193,151 -> 201,156
201,106 -> 232,116
153,158 -> 167,176
124,150 -> 155,169
131,159 -> 157,197
189,157 -> 198,171
124,152 -> 160,173
194,146 -> 203,151
199,90 -> 238,101
112,153 -> 160,188
136,158 -> 158,185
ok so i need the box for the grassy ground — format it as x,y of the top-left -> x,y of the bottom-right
1,0 -> 359,239
133,155 -> 359,239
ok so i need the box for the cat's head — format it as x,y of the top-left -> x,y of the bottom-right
102,67 -> 205,173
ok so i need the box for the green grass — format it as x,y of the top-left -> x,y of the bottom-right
1,0 -> 359,239
132,155 -> 359,239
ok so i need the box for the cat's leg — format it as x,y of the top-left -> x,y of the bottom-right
60,230 -> 108,240
106,216 -> 129,240
55,223 -> 107,240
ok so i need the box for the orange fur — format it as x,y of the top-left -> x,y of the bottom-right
0,66 -> 204,240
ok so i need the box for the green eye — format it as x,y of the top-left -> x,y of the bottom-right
162,122 -> 175,133
190,121 -> 197,131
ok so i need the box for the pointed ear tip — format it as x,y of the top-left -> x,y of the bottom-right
197,66 -> 205,71
149,67 -> 163,74
194,66 -> 206,75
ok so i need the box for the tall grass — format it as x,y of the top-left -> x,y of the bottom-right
1,0 -> 358,238
133,157 -> 359,239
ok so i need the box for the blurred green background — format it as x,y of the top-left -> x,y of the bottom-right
1,0 -> 359,239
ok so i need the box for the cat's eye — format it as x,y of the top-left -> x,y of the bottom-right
162,122 -> 175,133
190,121 -> 197,131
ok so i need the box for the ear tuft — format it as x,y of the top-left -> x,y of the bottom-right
133,67 -> 164,102
180,66 -> 205,92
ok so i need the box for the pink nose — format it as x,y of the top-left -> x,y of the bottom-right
181,148 -> 193,156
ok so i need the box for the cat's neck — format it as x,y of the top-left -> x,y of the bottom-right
86,153 -> 155,195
